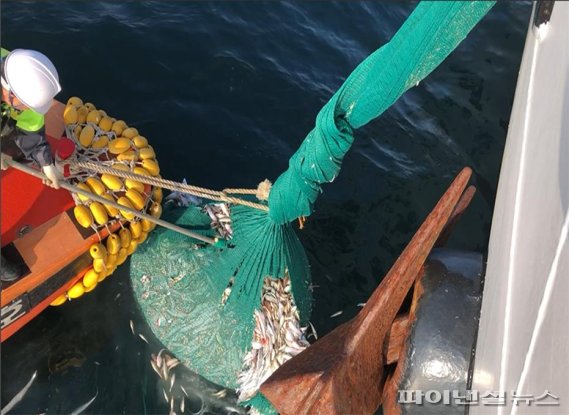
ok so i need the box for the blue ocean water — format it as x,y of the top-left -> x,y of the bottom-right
1,1 -> 530,414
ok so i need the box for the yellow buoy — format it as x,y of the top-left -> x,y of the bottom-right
132,135 -> 148,148
138,231 -> 149,245
138,147 -> 156,160
119,228 -> 131,248
129,221 -> 142,239
76,106 -> 89,123
125,188 -> 146,210
91,135 -> 110,149
116,247 -> 128,265
106,234 -> 121,255
75,182 -> 93,203
73,205 -> 94,228
93,258 -> 106,273
125,179 -> 145,193
79,124 -> 95,148
111,163 -> 129,172
98,116 -> 113,131
84,281 -> 98,292
127,239 -> 138,255
86,177 -> 106,195
151,187 -> 163,203
101,173 -> 123,191
89,243 -> 108,260
104,266 -> 117,278
63,105 -> 78,125
141,218 -> 153,232
117,196 -> 136,220
50,294 -> 67,306
73,125 -> 83,138
106,253 -> 118,269
89,202 -> 109,225
149,202 -> 162,218
67,282 -> 86,299
121,127 -> 139,139
141,159 -> 160,176
97,271 -> 107,283
117,150 -> 139,162
108,137 -> 132,154
133,166 -> 150,177
101,192 -> 120,217
111,120 -> 127,136
83,269 -> 99,288
86,110 -> 101,124
67,96 -> 83,107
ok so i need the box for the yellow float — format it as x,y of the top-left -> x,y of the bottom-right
52,96 -> 162,304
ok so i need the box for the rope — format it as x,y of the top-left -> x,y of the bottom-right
72,161 -> 270,212
222,188 -> 257,195
5,158 -> 218,245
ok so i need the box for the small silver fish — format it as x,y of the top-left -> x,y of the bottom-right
330,310 -> 343,318
308,321 -> 318,340
150,359 -> 161,376
164,179 -> 202,207
169,373 -> 176,392
166,357 -> 180,370
213,389 -> 227,398
157,349 -> 166,367
70,390 -> 98,415
1,371 -> 37,415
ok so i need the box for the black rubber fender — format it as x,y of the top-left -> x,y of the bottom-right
396,248 -> 484,415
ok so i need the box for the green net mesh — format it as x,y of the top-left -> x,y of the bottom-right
129,1 -> 495,412
269,1 -> 495,224
131,204 -> 311,389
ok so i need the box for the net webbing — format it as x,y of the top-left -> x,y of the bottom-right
268,1 -> 495,224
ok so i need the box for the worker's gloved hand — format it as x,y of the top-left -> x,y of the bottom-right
1,153 -> 13,170
42,164 -> 62,189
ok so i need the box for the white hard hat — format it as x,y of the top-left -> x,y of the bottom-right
1,49 -> 61,114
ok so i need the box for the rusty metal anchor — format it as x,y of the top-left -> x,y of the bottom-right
260,167 -> 474,415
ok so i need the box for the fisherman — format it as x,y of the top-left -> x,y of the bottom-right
1,49 -> 62,282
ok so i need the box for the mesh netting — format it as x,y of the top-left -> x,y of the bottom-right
130,204 -> 311,389
268,1 -> 495,224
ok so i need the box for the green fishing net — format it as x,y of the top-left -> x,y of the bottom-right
131,204 -> 311,388
129,0 -> 494,411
